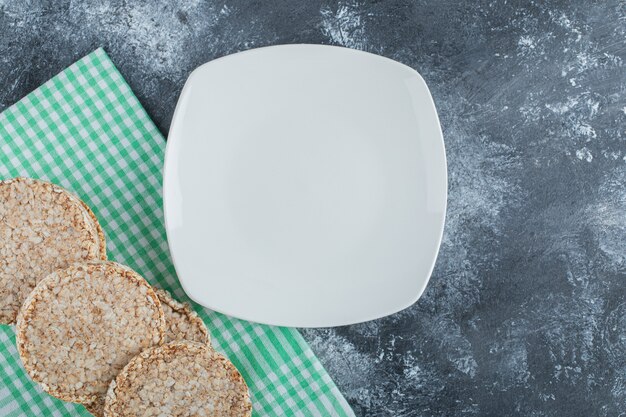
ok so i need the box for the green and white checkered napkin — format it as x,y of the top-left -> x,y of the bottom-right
0,48 -> 354,417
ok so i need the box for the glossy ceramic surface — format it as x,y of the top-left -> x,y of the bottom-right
164,44 -> 447,327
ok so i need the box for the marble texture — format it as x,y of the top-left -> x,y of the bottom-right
1,1 -> 625,416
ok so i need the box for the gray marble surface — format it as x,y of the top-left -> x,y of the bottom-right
1,1 -> 625,416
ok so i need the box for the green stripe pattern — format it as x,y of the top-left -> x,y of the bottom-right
0,48 -> 354,417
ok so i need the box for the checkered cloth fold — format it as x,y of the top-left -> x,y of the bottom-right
0,48 -> 354,417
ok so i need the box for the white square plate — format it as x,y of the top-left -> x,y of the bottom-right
164,44 -> 447,327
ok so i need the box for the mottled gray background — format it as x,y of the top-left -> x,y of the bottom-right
1,1 -> 625,416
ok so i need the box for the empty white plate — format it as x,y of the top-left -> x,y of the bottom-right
164,44 -> 447,327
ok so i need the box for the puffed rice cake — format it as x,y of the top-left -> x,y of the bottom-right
82,291 -> 210,417
105,341 -> 252,417
0,177 -> 106,324
15,261 -> 165,405
155,288 -> 210,345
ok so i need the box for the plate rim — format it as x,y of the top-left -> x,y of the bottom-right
163,43 -> 448,327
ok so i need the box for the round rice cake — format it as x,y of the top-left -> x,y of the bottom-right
155,288 -> 210,345
15,261 -> 165,404
0,177 -> 106,324
105,341 -> 252,417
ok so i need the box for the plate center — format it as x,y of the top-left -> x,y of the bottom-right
226,118 -> 386,266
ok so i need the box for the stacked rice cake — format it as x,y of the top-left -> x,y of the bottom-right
16,261 -> 165,407
0,177 -> 106,324
2,177 -> 251,416
156,288 -> 210,345
105,341 -> 252,417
